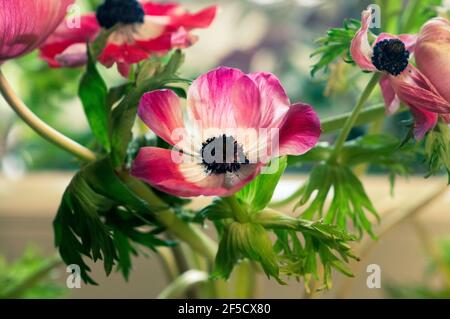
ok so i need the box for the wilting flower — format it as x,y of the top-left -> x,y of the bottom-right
415,18 -> 450,105
0,0 -> 74,63
351,10 -> 450,139
131,67 -> 321,197
39,0 -> 217,77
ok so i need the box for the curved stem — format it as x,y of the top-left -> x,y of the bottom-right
321,103 -> 386,135
0,69 -> 96,162
329,73 -> 381,163
157,270 -> 209,299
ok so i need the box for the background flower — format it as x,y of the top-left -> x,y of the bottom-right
39,0 -> 217,77
0,0 -> 74,63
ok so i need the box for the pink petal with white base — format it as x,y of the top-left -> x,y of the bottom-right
131,147 -> 260,197
138,90 -> 186,147
231,75 -> 262,128
131,147 -> 224,197
248,72 -> 291,128
278,103 -> 321,156
187,67 -> 244,130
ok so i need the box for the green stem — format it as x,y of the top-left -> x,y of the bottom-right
121,173 -> 217,262
224,195 -> 248,223
0,69 -> 96,162
321,103 -> 386,134
157,270 -> 209,299
401,0 -> 420,33
329,73 -> 381,163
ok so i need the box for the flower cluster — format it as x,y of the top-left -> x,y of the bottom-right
1,0 -> 449,291
39,0 -> 217,76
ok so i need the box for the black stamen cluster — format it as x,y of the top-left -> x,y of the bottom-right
372,39 -> 410,76
201,134 -> 249,175
96,0 -> 145,29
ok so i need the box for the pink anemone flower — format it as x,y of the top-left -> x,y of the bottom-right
0,0 -> 74,63
131,67 -> 321,197
39,0 -> 217,77
351,9 -> 450,139
415,17 -> 450,123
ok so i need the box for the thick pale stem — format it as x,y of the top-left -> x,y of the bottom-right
0,70 -> 96,162
120,173 -> 217,262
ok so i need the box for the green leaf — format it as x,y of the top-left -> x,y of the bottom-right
310,19 -> 361,76
213,222 -> 280,281
111,50 -> 185,166
78,46 -> 111,152
54,159 -> 172,284
112,229 -> 135,280
424,121 -> 450,183
54,173 -> 116,284
204,206 -> 357,288
107,83 -> 132,109
237,157 -> 287,212
295,163 -> 379,238
195,198 -> 233,223
82,157 -> 163,212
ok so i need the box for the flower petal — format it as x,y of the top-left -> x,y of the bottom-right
231,75 -> 262,128
379,74 -> 400,114
409,106 -> 438,140
350,9 -> 377,71
278,103 -> 321,156
131,147 -> 219,197
415,18 -> 450,102
138,89 -> 186,147
141,2 -> 181,16
39,14 -> 99,67
0,0 -> 75,62
248,72 -> 290,128
373,33 -> 417,52
187,67 -> 244,130
131,147 -> 260,197
391,65 -> 450,114
169,6 -> 218,30
142,2 -> 217,29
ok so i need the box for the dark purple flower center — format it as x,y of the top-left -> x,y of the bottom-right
372,39 -> 410,76
96,0 -> 145,29
201,135 -> 249,175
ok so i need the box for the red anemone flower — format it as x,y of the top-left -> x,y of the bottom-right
131,67 -> 321,197
39,0 -> 217,77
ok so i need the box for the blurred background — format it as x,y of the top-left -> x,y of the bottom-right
1,0 -> 450,298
